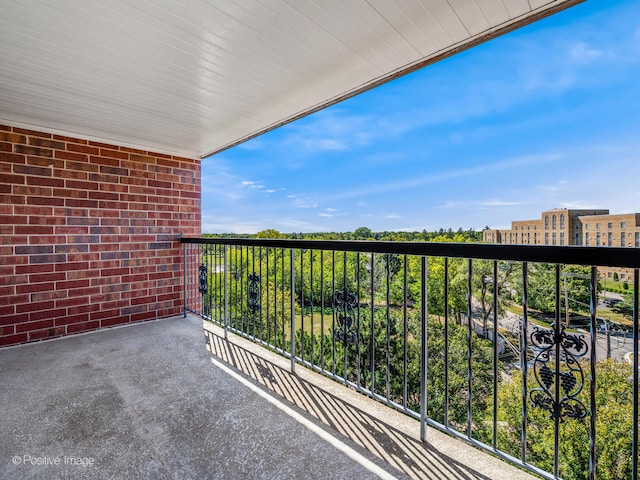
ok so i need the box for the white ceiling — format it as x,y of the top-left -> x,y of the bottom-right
0,0 -> 582,159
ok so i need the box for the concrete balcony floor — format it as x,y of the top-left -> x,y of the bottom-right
0,315 -> 536,480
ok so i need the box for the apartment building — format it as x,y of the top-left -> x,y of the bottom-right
483,208 -> 640,280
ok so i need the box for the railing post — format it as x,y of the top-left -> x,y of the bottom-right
420,256 -> 428,442
633,268 -> 639,480
224,244 -> 229,340
183,242 -> 187,318
521,262 -> 529,465
290,248 -> 296,373
589,266 -> 598,480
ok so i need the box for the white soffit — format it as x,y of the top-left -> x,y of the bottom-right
0,0 -> 582,159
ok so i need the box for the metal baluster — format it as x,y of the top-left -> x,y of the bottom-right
290,248 -> 295,372
467,258 -> 473,438
493,260 -> 498,448
370,253 -> 376,395
300,250 -> 305,364
344,251 -> 348,382
553,264 -> 561,479
332,250 -> 336,376
310,249 -> 314,368
356,252 -> 361,388
633,268 -> 639,480
224,245 -> 228,339
321,250 -> 325,373
403,254 -> 408,409
444,257 -> 449,427
420,256 -> 428,442
589,266 -> 598,480
386,254 -> 391,401
521,262 -> 529,464
182,242 -> 187,318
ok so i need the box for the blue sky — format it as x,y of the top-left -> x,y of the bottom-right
202,0 -> 640,234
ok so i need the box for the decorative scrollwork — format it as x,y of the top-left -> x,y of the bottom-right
529,323 -> 588,421
333,287 -> 358,347
248,273 -> 261,315
198,265 -> 208,294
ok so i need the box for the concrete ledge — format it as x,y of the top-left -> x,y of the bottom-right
203,321 -> 538,480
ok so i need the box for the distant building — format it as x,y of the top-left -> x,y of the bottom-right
483,208 -> 640,281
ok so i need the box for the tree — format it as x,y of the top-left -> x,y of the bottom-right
255,229 -> 285,239
495,360 -> 634,480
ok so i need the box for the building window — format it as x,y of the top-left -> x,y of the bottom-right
527,233 -> 530,243
552,232 -> 557,245
545,215 -> 549,229
596,232 -> 601,246
574,232 -> 580,245
521,233 -> 524,243
560,232 -> 565,245
621,232 -> 626,247
621,273 -> 626,280
621,222 -> 626,228
545,233 -> 549,245
608,232 -> 612,246
585,224 -> 589,229
552,215 -> 557,229
608,222 -> 613,229
560,214 -> 565,229
636,231 -> 640,248
596,223 -> 600,229
534,233 -> 538,244
585,232 -> 590,246
608,272 -> 612,278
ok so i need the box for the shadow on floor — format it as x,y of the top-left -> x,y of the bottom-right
203,327 -> 494,480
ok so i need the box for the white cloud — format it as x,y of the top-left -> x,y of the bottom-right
569,42 -> 604,61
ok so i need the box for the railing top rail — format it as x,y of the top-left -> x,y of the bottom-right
181,237 -> 640,268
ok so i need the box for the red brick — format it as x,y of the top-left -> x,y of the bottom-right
31,290 -> 68,302
29,272 -> 65,283
29,137 -> 66,150
99,148 -> 128,159
53,188 -> 89,198
13,128 -> 51,138
29,309 -> 65,322
15,225 -> 54,235
0,333 -> 28,346
131,311 -> 157,322
16,301 -> 55,314
99,317 -> 129,327
54,134 -> 85,144
55,314 -> 90,326
69,143 -> 100,155
16,282 -> 55,294
28,196 -> 64,206
67,321 -> 99,333
16,264 -> 54,274
55,150 -> 88,162
14,146 -> 53,158
0,132 -> 27,143
55,262 -> 89,272
26,156 -> 64,168
16,319 -> 54,333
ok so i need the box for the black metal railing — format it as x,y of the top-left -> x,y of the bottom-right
182,237 -> 640,480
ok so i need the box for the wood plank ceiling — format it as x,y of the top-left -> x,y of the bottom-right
0,0 -> 582,159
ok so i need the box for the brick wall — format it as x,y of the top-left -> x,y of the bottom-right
0,125 -> 201,346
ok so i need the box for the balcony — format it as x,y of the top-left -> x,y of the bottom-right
182,237 -> 640,480
2,314 -> 533,479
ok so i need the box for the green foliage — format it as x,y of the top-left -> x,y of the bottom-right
496,360 -> 634,480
